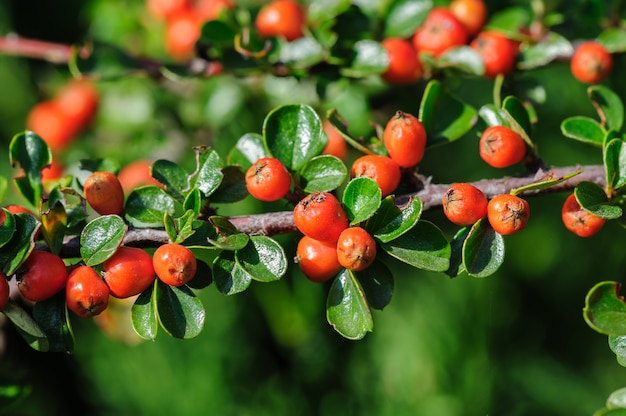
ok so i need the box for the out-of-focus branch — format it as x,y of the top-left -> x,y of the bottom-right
0,34 -> 86,63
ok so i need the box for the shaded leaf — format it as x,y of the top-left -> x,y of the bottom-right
589,85 -> 624,132
575,181 -> 622,219
2,299 -> 48,351
151,159 -> 189,201
32,292 -> 74,353
156,281 -> 205,339
355,259 -> 393,310
0,209 -> 16,249
463,219 -> 505,278
9,131 -> 50,207
131,282 -> 158,341
212,251 -> 252,295
0,213 -> 39,275
583,281 -> 626,335
326,269 -> 373,340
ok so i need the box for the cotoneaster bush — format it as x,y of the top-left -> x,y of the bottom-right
4,0 -> 626,413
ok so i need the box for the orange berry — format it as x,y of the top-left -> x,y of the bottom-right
26,100 -> 76,153
293,192 -> 348,242
449,0 -> 487,37
479,125 -> 526,168
102,246 -> 156,298
255,0 -> 306,41
412,7 -> 468,56
117,160 -> 162,194
487,194 -> 530,235
470,31 -> 519,78
442,183 -> 488,226
322,120 -> 348,161
193,0 -> 234,21
381,37 -> 423,85
383,110 -> 427,168
336,227 -> 377,271
153,243 -> 197,286
66,265 -> 110,318
146,0 -> 191,20
561,193 -> 605,237
84,171 -> 125,216
165,10 -> 201,61
350,154 -> 401,197
54,79 -> 99,129
245,157 -> 292,202
295,236 -> 342,282
571,41 -> 613,84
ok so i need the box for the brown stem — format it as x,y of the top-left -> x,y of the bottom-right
0,34 -> 84,64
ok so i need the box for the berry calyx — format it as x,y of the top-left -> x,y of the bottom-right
479,125 -> 527,168
66,265 -> 110,318
153,243 -> 197,286
382,111 -> 427,168
293,191 -> 348,242
336,227 -> 377,271
442,183 -> 488,226
295,236 -> 342,282
245,157 -> 292,202
487,194 -> 530,235
561,193 -> 605,237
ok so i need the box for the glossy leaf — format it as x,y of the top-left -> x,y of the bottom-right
604,138 -> 626,192
235,236 -> 287,282
502,96 -> 533,139
518,32 -> 573,69
40,200 -> 67,256
0,213 -> 39,275
463,219 -> 505,278
228,133 -> 268,170
575,181 -> 622,219
341,40 -> 387,77
152,159 -> 189,201
191,147 -> 224,197
384,0 -> 431,38
209,165 -> 249,204
156,281 -> 205,339
326,269 -> 373,340
278,37 -> 325,68
380,220 -> 451,272
342,177 -> 381,225
9,131 -> 51,207
183,188 -> 202,218
606,386 -> 626,409
446,226 -> 471,277
437,46 -> 485,76
609,336 -> 626,367
356,259 -> 394,310
484,6 -> 530,37
207,216 -> 250,251
0,209 -> 16,249
2,299 -> 48,352
597,27 -> 626,53
264,104 -> 324,171
299,155 -> 347,193
368,196 -> 422,243
479,104 -> 509,127
561,116 -> 605,146
583,281 -> 626,335
213,251 -> 252,295
589,85 -> 624,132
125,186 -> 179,228
131,282 -> 158,341
80,215 -> 127,266
419,80 -> 478,147
32,292 -> 74,353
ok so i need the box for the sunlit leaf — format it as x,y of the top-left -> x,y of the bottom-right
235,236 -> 287,282
80,215 -> 127,266
342,177 -> 381,225
561,116 -> 605,146
368,196 -> 422,243
212,251 -> 252,295
299,155 -> 347,193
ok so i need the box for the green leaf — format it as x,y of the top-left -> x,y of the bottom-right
209,165 -> 249,204
156,281 -> 205,339
583,281 -> 626,335
341,40 -> 388,77
510,169 -> 582,195
299,155 -> 347,193
604,138 -> 626,192
355,259 -> 394,310
380,220 -> 451,272
190,147 -> 224,197
484,7 -> 530,37
235,236 -> 287,282
368,196 -> 422,243
131,282 -> 158,341
199,19 -> 236,47
589,85 -> 624,132
125,186 -> 179,228
278,37 -> 325,68
463,219 -> 505,278
9,131 -> 51,207
212,251 -> 252,295
384,0 -> 431,38
183,188 -> 202,219
80,215 -> 127,266
69,41 -> 150,79
502,96 -> 533,139
326,269 -> 373,340
561,116 -> 606,146
597,27 -> 626,53
518,31 -> 574,70
2,299 -> 48,351
446,226 -> 471,277
575,181 -> 622,219
0,176 -> 7,203
437,46 -> 485,76
0,213 -> 39,275
419,80 -> 478,147
609,336 -> 626,367
207,216 -> 250,250
228,133 -> 268,170
264,104 -> 324,171
186,259 -> 213,290
479,104 -> 509,127
342,177 -> 382,225
0,209 -> 16,249
606,386 -> 626,409
164,210 -> 196,245
32,292 -> 74,353
151,159 -> 189,202
40,201 -> 67,256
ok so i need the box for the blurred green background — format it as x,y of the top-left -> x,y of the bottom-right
1,0 -> 626,415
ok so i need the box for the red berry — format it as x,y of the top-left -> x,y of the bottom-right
412,7 -> 468,57
487,194 -> 530,235
350,154 -> 401,197
383,111 -> 427,168
245,157 -> 292,202
66,266 -> 110,318
561,193 -> 605,237
16,251 -> 69,302
571,41 -> 613,84
102,246 -> 156,298
293,192 -> 348,242
296,236 -> 342,282
0,272 -> 9,311
336,227 -> 377,271
479,125 -> 526,168
381,38 -> 423,85
470,31 -> 519,78
153,243 -> 197,286
442,183 -> 488,226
